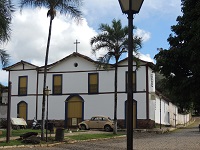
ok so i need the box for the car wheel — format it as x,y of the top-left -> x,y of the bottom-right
14,125 -> 20,130
104,125 -> 111,132
80,124 -> 86,130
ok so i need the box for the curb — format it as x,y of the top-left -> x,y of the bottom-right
0,141 -> 65,149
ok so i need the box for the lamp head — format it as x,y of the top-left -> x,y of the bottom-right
118,0 -> 144,14
45,87 -> 51,96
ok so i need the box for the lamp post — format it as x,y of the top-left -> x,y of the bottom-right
159,94 -> 162,129
6,82 -> 12,143
118,0 -> 143,149
45,86 -> 51,142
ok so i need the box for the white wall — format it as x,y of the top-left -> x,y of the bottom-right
177,113 -> 191,125
154,96 -> 170,125
168,102 -> 178,126
149,98 -> 155,121
10,70 -> 38,95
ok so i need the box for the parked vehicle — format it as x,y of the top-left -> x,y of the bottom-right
11,118 -> 27,130
32,118 -> 41,129
78,115 -> 114,132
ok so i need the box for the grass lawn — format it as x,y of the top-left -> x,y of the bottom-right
0,140 -> 25,146
67,133 -> 125,141
0,129 -> 41,138
0,128 -> 125,147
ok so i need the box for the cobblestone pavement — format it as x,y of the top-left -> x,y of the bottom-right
2,117 -> 200,150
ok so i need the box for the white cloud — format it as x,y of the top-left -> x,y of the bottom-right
133,52 -> 155,63
135,29 -> 151,42
6,8 -> 97,65
137,53 -> 155,63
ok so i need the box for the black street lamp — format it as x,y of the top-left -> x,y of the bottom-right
6,82 -> 12,143
45,86 -> 51,142
118,0 -> 144,149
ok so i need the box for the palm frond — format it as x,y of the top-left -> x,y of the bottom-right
0,0 -> 14,43
91,18 -> 142,69
59,5 -> 82,21
20,0 -> 82,21
96,53 -> 113,70
0,49 -> 9,67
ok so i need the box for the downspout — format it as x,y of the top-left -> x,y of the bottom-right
146,64 -> 149,119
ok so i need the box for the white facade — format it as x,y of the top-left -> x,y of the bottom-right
6,52 -> 188,128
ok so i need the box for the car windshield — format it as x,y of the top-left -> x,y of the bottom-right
108,117 -> 112,121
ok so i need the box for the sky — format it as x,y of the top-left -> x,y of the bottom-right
0,0 -> 182,86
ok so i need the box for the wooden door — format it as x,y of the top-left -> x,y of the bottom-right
18,101 -> 27,120
66,96 -> 83,127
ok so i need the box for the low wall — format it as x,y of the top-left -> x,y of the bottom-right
177,113 -> 192,125
137,119 -> 155,129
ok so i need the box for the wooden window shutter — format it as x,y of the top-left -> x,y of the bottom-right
54,75 -> 61,86
19,76 -> 27,95
89,73 -> 98,93
53,75 -> 62,94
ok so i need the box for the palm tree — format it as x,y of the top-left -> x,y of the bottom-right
20,0 -> 82,140
0,0 -> 13,67
91,19 -> 142,134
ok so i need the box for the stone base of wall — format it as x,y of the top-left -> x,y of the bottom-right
137,119 -> 155,129
118,119 -> 155,129
117,119 -> 125,129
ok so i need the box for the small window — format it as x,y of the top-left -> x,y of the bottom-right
102,117 -> 107,121
18,76 -> 28,96
126,71 -> 136,92
91,117 -> 98,121
53,74 -> 62,95
88,73 -> 98,94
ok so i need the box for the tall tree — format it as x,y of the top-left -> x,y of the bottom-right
91,19 -> 142,134
154,0 -> 200,113
20,0 -> 82,140
0,0 -> 13,67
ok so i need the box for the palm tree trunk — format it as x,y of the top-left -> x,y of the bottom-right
113,61 -> 118,134
41,17 -> 53,140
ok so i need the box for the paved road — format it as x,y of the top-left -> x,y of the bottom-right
2,118 -> 200,150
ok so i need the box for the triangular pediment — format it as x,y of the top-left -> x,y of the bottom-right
3,60 -> 38,71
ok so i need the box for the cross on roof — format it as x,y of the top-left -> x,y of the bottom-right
74,39 -> 80,53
